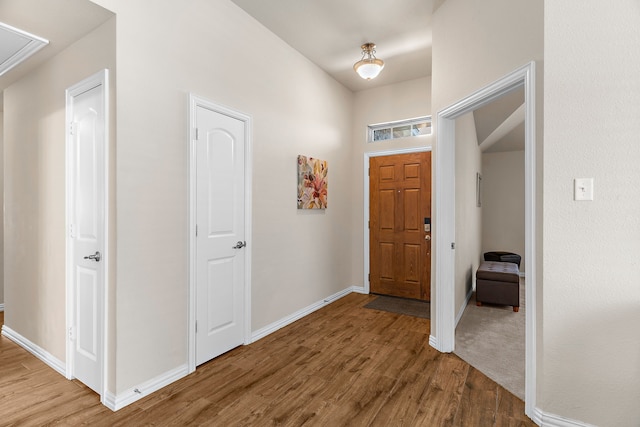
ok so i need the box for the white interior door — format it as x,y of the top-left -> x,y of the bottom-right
195,105 -> 246,366
67,71 -> 107,395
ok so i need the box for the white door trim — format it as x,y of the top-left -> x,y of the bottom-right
65,68 -> 109,402
188,95 -> 253,373
432,61 -> 537,418
363,147 -> 431,294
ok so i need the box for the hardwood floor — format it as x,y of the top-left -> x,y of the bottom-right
0,295 -> 535,426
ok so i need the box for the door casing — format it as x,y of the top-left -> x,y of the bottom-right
65,69 -> 109,402
188,94 -> 253,373
432,61 -> 537,418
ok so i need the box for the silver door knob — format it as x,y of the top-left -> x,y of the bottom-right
84,251 -> 101,262
232,241 -> 247,249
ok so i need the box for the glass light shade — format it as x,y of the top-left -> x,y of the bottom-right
354,58 -> 385,80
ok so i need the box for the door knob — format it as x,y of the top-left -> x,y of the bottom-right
84,251 -> 101,262
425,235 -> 431,241
232,241 -> 247,249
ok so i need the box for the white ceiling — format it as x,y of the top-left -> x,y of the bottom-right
0,0 -> 521,152
230,0 -> 438,92
0,22 -> 48,78
0,0 -> 114,109
474,88 -> 525,153
229,0 -> 523,152
0,0 -> 434,97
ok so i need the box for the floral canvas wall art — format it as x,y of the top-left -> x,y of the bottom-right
297,155 -> 328,209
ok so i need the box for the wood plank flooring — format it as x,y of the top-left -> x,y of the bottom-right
0,295 -> 536,426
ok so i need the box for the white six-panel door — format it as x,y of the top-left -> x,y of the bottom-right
66,70 -> 108,395
194,103 -> 247,366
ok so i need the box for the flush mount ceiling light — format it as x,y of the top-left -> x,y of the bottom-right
353,42 -> 384,80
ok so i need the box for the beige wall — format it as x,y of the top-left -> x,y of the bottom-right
543,1 -> 640,425
433,0 -> 640,424
3,18 -> 116,363
431,1 -> 543,113
91,0 -> 355,394
350,77 -> 432,287
431,0 -> 543,402
481,151 -> 525,273
0,110 -> 3,307
454,113 -> 482,316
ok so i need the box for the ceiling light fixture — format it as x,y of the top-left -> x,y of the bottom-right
353,42 -> 384,80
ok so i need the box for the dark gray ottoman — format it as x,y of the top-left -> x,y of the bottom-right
476,261 -> 520,312
484,251 -> 521,268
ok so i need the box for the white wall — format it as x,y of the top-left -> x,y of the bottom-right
91,0 -> 355,394
481,151 -> 525,273
454,113 -> 482,315
3,18 -> 116,363
350,77 -> 432,288
543,1 -> 640,425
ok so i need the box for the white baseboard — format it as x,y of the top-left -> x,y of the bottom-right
0,303 -> 4,312
3,288 -> 590,427
350,286 -> 367,294
103,363 -> 189,412
531,407 -> 596,427
251,286 -> 356,342
428,334 -> 439,350
455,288 -> 474,327
1,325 -> 66,377
109,286 -> 358,410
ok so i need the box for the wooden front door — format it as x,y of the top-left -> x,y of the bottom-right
370,152 -> 431,301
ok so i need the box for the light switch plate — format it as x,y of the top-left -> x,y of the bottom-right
574,178 -> 594,201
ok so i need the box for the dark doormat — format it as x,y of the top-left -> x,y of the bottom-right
364,295 -> 430,319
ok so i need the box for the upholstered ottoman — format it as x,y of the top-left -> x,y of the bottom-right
484,251 -> 521,268
476,261 -> 520,312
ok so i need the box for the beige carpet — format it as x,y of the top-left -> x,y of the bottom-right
454,279 -> 525,400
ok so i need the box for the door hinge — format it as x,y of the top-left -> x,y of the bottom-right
69,223 -> 75,238
195,321 -> 198,333
69,122 -> 76,136
69,326 -> 75,341
194,127 -> 199,140
195,225 -> 198,237
451,242 -> 456,250
368,220 -> 370,229
368,273 -> 370,282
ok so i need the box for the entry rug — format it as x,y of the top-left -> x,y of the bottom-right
364,295 -> 430,319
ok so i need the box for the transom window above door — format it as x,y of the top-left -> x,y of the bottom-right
368,116 -> 431,143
